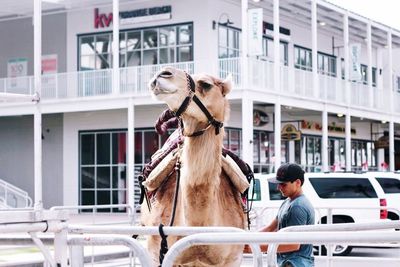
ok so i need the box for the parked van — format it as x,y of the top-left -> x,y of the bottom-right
249,172 -> 388,256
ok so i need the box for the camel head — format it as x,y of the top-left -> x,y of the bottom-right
149,67 -> 232,128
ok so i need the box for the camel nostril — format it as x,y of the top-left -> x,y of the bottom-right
151,78 -> 157,88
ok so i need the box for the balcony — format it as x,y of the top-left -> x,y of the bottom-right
0,58 -> 397,114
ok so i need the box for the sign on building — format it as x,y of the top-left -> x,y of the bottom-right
7,58 -> 28,90
42,54 -> 58,74
349,43 -> 362,81
247,8 -> 263,56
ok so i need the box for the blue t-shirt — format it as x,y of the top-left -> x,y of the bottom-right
276,194 -> 315,267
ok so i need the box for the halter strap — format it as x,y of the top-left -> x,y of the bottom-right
173,72 -> 224,137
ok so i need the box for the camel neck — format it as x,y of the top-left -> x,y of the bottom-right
181,128 -> 223,185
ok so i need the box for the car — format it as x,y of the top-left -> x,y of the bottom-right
248,172 -> 388,256
365,171 -> 400,221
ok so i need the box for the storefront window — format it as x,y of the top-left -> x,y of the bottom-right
79,128 -> 172,213
253,130 -> 284,174
78,23 -> 193,70
352,140 -> 376,170
302,135 -> 322,172
80,131 -> 127,213
224,128 -> 241,157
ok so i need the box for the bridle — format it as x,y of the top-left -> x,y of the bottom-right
173,71 -> 224,137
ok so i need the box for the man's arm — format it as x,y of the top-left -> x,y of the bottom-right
259,218 -> 278,233
243,218 -> 278,253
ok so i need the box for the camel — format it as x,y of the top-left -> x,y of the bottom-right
141,67 -> 248,266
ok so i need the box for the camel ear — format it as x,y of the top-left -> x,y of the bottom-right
221,74 -> 233,96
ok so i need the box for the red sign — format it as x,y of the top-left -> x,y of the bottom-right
94,8 -> 113,28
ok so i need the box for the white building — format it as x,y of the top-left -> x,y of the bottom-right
0,0 -> 400,210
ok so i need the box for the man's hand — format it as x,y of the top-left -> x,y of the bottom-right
243,244 -> 252,253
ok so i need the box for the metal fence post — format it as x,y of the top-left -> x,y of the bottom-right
70,245 -> 84,267
54,228 -> 69,266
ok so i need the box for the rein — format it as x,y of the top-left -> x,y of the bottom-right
174,72 -> 224,137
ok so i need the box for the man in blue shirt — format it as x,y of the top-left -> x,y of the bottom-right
244,163 -> 315,267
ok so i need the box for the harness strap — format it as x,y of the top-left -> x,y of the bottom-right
192,95 -> 223,135
158,155 -> 182,266
174,93 -> 193,117
158,223 -> 169,266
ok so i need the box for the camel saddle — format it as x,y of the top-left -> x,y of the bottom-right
138,129 -> 254,206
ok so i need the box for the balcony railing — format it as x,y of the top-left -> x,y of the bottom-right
0,58 -> 397,114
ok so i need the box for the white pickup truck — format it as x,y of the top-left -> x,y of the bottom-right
249,172 -> 389,256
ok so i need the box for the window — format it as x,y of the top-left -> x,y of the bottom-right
79,23 -> 193,70
79,34 -> 112,70
248,179 -> 261,201
317,53 -> 336,77
303,135 -> 322,172
80,131 -> 127,212
294,46 -> 312,71
351,140 -> 376,170
223,128 -> 241,156
376,178 -> 400,194
218,25 -> 241,58
353,64 -> 377,87
80,128 -> 171,212
261,38 -> 288,65
253,130 -> 287,173
309,178 -> 378,198
328,138 -> 346,171
269,182 -> 285,200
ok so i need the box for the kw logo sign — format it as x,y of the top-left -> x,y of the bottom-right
94,8 -> 113,28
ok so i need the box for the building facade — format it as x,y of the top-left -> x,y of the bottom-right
0,0 -> 400,210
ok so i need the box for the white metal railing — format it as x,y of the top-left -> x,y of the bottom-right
0,178 -> 32,208
251,205 -> 400,231
162,230 -> 400,267
68,225 -> 263,267
50,204 -> 135,225
0,59 -> 398,115
266,220 -> 400,267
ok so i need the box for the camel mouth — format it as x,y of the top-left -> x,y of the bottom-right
149,77 -> 178,97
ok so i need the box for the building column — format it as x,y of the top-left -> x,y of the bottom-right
33,0 -> 43,210
241,0 -> 248,88
311,0 -> 318,98
343,12 -> 351,105
387,30 -> 394,171
127,99 -> 135,217
274,101 -> 281,170
387,30 -> 393,113
322,108 -> 329,172
273,0 -> 280,93
367,21 -> 373,108
389,121 -> 395,171
345,112 -> 351,171
242,96 -> 254,169
112,0 -> 120,94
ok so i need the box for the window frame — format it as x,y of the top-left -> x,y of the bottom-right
78,22 -> 193,70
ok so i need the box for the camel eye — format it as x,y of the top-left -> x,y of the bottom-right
159,71 -> 173,78
199,81 -> 212,91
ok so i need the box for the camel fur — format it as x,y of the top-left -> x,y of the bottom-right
141,67 -> 248,266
